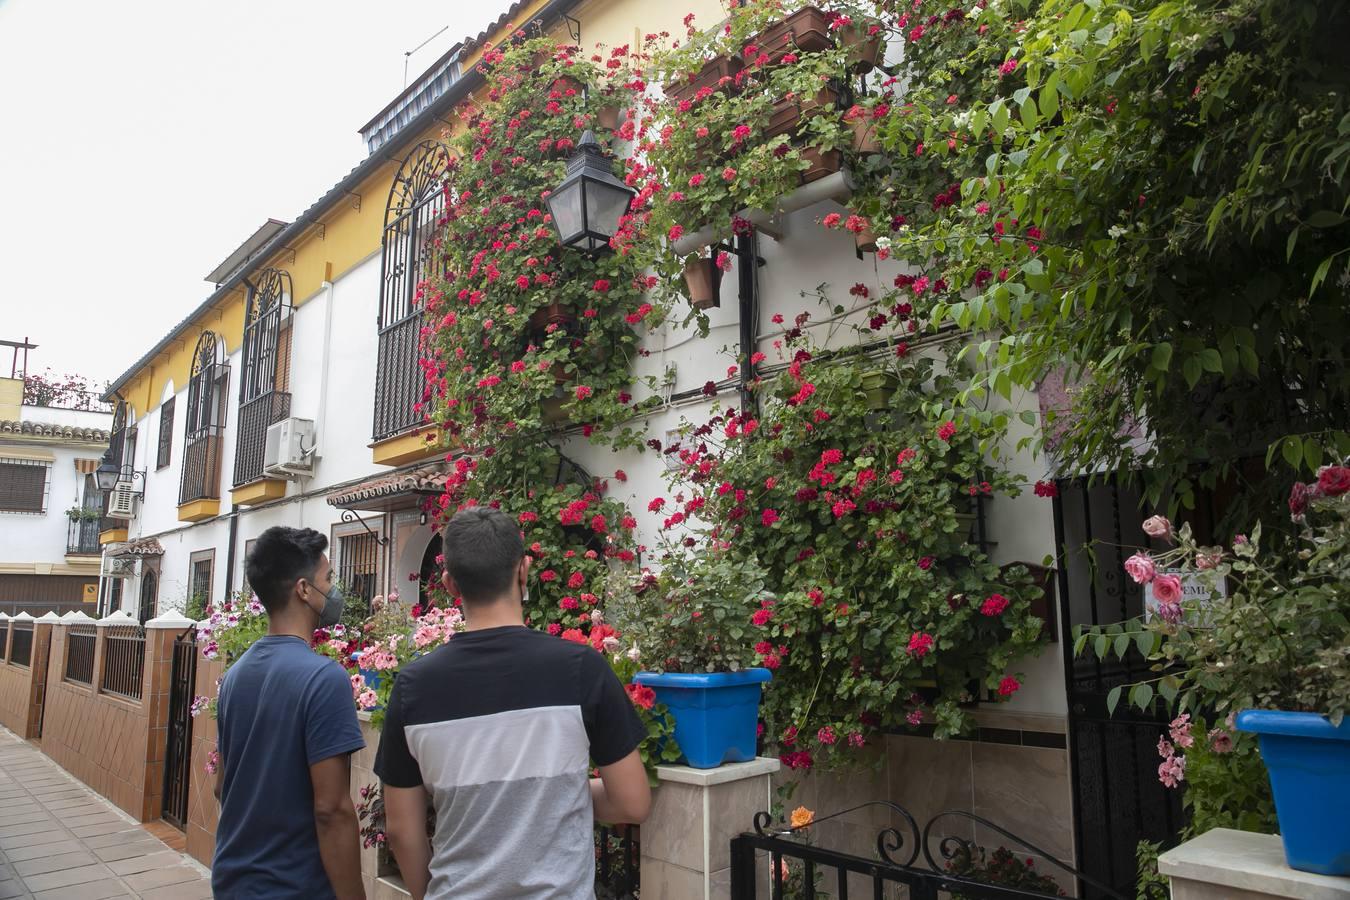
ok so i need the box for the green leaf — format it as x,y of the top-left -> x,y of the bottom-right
1134,682 -> 1154,710
1286,227 -> 1299,262
1158,675 -> 1180,706
1151,342 -> 1172,372
1020,96 -> 1039,130
992,100 -> 1010,134
1200,348 -> 1224,373
1307,210 -> 1348,228
1094,634 -> 1108,659
1183,355 -> 1203,388
1282,435 -> 1303,469
1040,78 -> 1060,119
1303,436 -> 1324,470
1310,254 -> 1335,297
1106,685 -> 1122,715
1135,630 -> 1154,657
1113,633 -> 1130,659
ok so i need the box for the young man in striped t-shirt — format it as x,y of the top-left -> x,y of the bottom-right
375,506 -> 651,899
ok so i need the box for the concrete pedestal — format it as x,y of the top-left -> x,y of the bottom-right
1159,828 -> 1350,900
640,757 -> 780,900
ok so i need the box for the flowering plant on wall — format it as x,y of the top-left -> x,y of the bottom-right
660,327 -> 1046,766
632,3 -> 873,300
423,33 -> 667,451
352,603 -> 465,728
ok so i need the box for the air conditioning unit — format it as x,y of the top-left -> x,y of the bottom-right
101,556 -> 139,579
106,481 -> 138,519
264,417 -> 316,479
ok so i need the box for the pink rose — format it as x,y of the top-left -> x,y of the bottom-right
1152,574 -> 1183,604
1141,515 -> 1172,539
1124,552 -> 1155,584
1195,549 -> 1223,570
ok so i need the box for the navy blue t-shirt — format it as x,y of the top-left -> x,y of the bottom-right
213,635 -> 365,899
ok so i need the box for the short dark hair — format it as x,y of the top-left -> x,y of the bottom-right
441,506 -> 524,604
245,526 -> 328,612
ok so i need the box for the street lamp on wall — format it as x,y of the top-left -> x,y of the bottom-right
546,130 -> 636,255
94,449 -> 144,495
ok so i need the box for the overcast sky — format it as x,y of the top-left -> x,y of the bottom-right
0,0 -> 513,387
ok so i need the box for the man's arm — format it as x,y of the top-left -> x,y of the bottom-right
383,784 -> 433,900
213,752 -> 224,803
311,754 -> 366,900
590,749 -> 652,825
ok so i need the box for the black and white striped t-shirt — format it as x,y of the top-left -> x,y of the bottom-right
374,625 -> 646,899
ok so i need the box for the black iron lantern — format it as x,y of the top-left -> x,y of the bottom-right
95,450 -> 121,492
547,130 -> 635,254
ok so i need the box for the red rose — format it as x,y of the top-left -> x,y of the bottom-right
1317,466 -> 1350,497
625,683 -> 656,710
1289,481 -> 1311,520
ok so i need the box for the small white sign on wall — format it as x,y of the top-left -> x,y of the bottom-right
1144,570 -> 1228,622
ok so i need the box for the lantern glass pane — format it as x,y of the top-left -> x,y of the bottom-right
547,181 -> 585,245
584,177 -> 630,243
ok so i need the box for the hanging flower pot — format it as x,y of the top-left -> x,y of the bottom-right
854,223 -> 879,253
682,255 -> 723,309
765,88 -> 840,139
860,369 -> 897,411
849,116 -> 882,155
528,302 -> 575,333
749,6 -> 833,66
595,104 -> 624,131
800,147 -> 843,184
1236,710 -> 1350,875
665,54 -> 743,105
839,20 -> 885,72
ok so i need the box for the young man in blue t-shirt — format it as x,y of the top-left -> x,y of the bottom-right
213,526 -> 366,900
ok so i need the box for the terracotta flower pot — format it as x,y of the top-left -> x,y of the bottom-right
529,302 -> 575,332
683,256 -> 722,309
765,88 -> 840,139
854,223 -> 879,253
749,6 -> 833,66
849,116 -> 882,154
665,54 -> 743,105
596,104 -> 624,131
839,21 -> 885,72
799,147 -> 843,184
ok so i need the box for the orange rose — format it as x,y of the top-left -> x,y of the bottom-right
789,806 -> 814,829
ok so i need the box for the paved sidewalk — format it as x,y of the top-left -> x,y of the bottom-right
0,726 -> 212,899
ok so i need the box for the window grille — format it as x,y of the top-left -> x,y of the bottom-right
180,332 -> 228,504
373,141 -> 449,441
234,269 -> 293,487
337,530 -> 381,617
0,458 -> 50,513
157,398 -> 175,469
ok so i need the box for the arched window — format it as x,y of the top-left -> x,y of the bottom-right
179,332 -> 228,504
373,140 -> 449,442
234,268 -> 293,486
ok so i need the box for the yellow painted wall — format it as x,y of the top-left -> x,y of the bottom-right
116,0 -> 724,422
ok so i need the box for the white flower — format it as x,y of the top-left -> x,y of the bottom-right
625,644 -> 641,663
1107,224 -> 1128,238
875,236 -> 892,251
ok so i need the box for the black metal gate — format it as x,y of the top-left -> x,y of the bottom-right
1052,477 -> 1186,898
163,630 -> 198,828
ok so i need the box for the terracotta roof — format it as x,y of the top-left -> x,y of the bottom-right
328,465 -> 450,508
0,420 -> 111,442
112,538 -> 164,557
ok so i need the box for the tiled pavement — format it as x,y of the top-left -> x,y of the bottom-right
0,726 -> 212,899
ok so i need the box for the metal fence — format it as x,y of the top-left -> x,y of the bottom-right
101,626 -> 146,700
0,619 -> 8,661
595,824 -> 639,899
65,625 -> 96,685
728,803 -> 1156,900
9,623 -> 33,667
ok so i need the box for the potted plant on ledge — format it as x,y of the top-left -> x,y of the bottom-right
609,550 -> 773,769
1076,470 -> 1350,875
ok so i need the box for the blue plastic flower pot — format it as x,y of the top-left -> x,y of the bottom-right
633,669 -> 771,769
350,653 -> 382,696
1235,709 -> 1350,875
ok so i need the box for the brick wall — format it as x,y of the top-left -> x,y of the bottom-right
38,624 -> 177,821
186,656 -> 224,868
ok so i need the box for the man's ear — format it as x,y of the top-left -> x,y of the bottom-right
519,555 -> 532,587
442,570 -> 459,596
